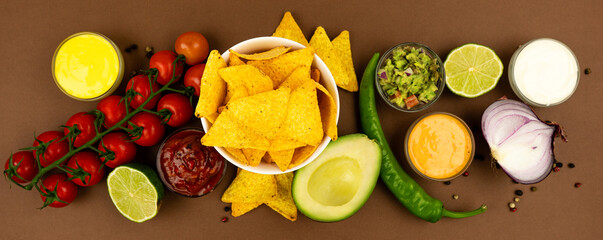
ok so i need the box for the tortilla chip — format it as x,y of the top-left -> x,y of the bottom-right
201,110 -> 270,150
289,145 -> 318,168
221,169 -> 277,203
228,52 -> 246,66
314,82 -> 338,141
225,147 -> 247,165
226,88 -> 290,140
247,47 -> 314,87
242,148 -> 266,167
309,27 -> 349,92
277,81 -> 323,146
230,46 -> 291,61
231,202 -> 262,217
195,50 -> 227,118
265,172 -> 297,221
205,112 -> 220,125
311,68 -> 321,82
332,30 -> 358,92
272,11 -> 309,47
268,149 -> 295,171
262,153 -> 273,163
219,65 -> 274,103
269,136 -> 306,151
278,65 -> 312,90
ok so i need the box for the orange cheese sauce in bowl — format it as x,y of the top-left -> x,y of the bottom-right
404,112 -> 474,181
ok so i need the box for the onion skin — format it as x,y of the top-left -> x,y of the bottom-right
482,98 -> 567,184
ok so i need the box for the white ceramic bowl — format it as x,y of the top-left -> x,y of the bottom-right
201,36 -> 340,174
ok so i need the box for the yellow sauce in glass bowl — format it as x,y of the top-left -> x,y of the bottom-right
52,32 -> 123,101
405,113 -> 474,181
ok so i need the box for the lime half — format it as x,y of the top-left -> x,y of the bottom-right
444,44 -> 503,98
107,164 -> 164,223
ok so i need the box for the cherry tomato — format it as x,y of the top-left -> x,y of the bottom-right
175,32 -> 209,65
66,151 -> 105,187
97,95 -> 127,129
183,64 -> 205,96
128,112 -> 165,147
40,173 -> 78,208
149,50 -> 183,85
99,132 -> 137,168
157,93 -> 194,127
125,75 -> 161,110
64,112 -> 98,147
33,131 -> 69,167
4,151 -> 38,183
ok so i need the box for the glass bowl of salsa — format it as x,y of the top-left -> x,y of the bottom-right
375,42 -> 445,112
156,127 -> 226,197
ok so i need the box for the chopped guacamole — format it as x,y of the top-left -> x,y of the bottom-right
377,46 -> 441,109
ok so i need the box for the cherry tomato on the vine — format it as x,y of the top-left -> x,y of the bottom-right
66,151 -> 104,187
40,173 -> 78,208
64,112 -> 98,147
97,95 -> 127,129
4,151 -> 38,183
125,75 -> 161,110
128,112 -> 165,147
157,93 -> 194,127
175,32 -> 209,65
99,132 -> 137,168
33,131 -> 69,167
149,50 -> 183,85
183,64 -> 205,96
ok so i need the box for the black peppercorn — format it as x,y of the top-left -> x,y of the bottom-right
584,68 -> 591,75
444,181 -> 451,185
515,190 -> 523,196
568,163 -> 575,168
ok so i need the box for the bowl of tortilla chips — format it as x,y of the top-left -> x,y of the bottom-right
197,36 -> 340,174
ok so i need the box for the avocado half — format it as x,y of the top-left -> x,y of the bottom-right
292,134 -> 381,222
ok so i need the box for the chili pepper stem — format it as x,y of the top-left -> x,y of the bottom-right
442,205 -> 487,218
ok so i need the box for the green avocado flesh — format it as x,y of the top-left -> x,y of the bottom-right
293,134 -> 381,222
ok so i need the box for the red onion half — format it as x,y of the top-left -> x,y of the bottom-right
481,98 -> 567,184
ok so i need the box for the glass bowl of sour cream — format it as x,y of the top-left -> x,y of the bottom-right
508,38 -> 579,107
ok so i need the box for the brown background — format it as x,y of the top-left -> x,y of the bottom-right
1,0 -> 601,239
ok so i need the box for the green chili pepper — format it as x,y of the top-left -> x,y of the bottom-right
359,53 -> 487,222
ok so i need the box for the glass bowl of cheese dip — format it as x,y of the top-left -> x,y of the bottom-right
508,38 -> 579,107
404,112 -> 475,181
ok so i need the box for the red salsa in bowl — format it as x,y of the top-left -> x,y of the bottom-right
156,128 -> 226,197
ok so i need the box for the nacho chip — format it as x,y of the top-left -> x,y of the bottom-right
265,172 -> 297,221
228,52 -> 246,66
195,50 -> 227,118
225,147 -> 247,165
278,65 -> 312,90
201,110 -> 270,150
221,169 -> 277,203
268,149 -> 295,171
247,47 -> 314,87
311,68 -> 321,82
219,65 -> 274,103
309,27 -> 350,92
269,136 -> 306,152
231,202 -> 262,217
277,81 -> 323,146
226,87 -> 290,140
289,145 -> 318,168
230,46 -> 291,61
262,153 -> 273,163
242,148 -> 266,167
332,30 -> 358,92
314,82 -> 338,141
272,11 -> 309,47
205,111 -> 220,125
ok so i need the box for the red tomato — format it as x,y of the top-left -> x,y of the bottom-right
66,151 -> 105,187
149,50 -> 183,85
97,95 -> 127,129
99,132 -> 137,168
64,112 -> 98,147
4,151 -> 38,183
33,131 -> 69,167
125,75 -> 161,110
128,112 -> 165,147
183,64 -> 205,96
175,32 -> 209,65
157,93 -> 194,127
40,173 -> 78,208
